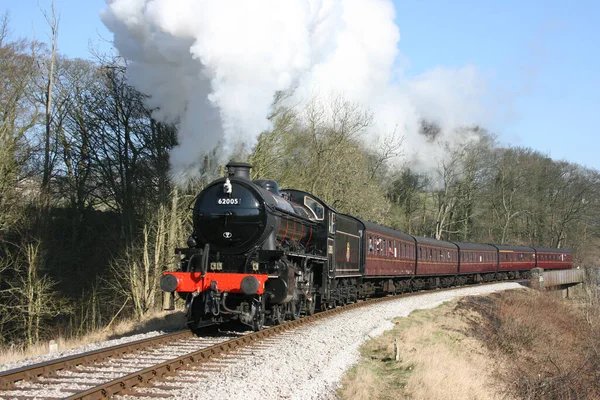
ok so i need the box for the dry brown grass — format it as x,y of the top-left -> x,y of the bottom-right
0,311 -> 185,366
338,288 -> 600,400
337,302 -> 510,400
459,289 -> 600,399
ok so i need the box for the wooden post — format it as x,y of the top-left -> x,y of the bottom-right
394,338 -> 400,361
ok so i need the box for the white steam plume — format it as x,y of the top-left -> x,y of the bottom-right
101,0 -> 487,179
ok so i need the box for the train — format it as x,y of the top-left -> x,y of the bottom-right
160,162 -> 573,331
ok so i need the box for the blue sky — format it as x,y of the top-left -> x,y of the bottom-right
4,0 -> 599,171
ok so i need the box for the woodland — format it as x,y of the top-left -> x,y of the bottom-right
0,12 -> 599,348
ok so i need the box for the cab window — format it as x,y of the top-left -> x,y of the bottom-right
304,196 -> 324,220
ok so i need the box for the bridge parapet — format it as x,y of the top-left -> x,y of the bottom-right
529,267 -> 585,298
543,268 -> 585,288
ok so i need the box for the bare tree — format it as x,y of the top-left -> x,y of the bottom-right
388,168 -> 430,234
250,94 -> 393,223
36,2 -> 60,208
107,191 -> 186,319
7,239 -> 68,345
0,14 -> 38,236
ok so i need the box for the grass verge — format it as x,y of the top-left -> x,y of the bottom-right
337,298 -> 509,400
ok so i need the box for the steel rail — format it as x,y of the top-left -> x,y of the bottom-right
0,330 -> 193,389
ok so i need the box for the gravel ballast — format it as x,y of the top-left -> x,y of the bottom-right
133,282 -> 525,400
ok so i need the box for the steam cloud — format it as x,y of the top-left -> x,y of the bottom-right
101,0 -> 488,179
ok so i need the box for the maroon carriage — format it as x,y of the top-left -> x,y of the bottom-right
494,244 -> 536,275
413,236 -> 459,276
453,242 -> 498,274
533,247 -> 573,270
362,220 -> 416,277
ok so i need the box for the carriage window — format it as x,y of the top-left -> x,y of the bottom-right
479,255 -> 483,262
368,236 -> 374,253
303,197 -> 324,220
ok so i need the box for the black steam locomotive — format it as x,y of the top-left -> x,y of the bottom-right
161,162 -> 328,331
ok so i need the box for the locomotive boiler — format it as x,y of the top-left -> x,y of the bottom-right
161,162 -> 326,331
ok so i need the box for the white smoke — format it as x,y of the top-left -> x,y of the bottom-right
100,0 -> 487,179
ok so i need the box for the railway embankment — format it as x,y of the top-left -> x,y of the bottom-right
337,287 -> 600,400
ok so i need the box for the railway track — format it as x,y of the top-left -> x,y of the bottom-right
0,282 -> 524,399
0,329 -> 241,400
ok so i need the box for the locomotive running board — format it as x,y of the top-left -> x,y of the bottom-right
286,252 -> 328,261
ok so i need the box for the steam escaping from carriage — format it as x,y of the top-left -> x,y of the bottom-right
101,0 -> 488,181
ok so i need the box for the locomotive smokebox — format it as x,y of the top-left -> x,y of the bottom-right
226,161 -> 252,181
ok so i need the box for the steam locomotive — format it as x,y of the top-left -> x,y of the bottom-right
160,162 -> 573,331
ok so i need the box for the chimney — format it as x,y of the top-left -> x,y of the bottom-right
226,161 -> 252,181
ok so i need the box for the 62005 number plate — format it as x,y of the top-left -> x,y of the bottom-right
217,198 -> 241,205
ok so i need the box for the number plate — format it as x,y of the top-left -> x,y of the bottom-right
217,198 -> 241,205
